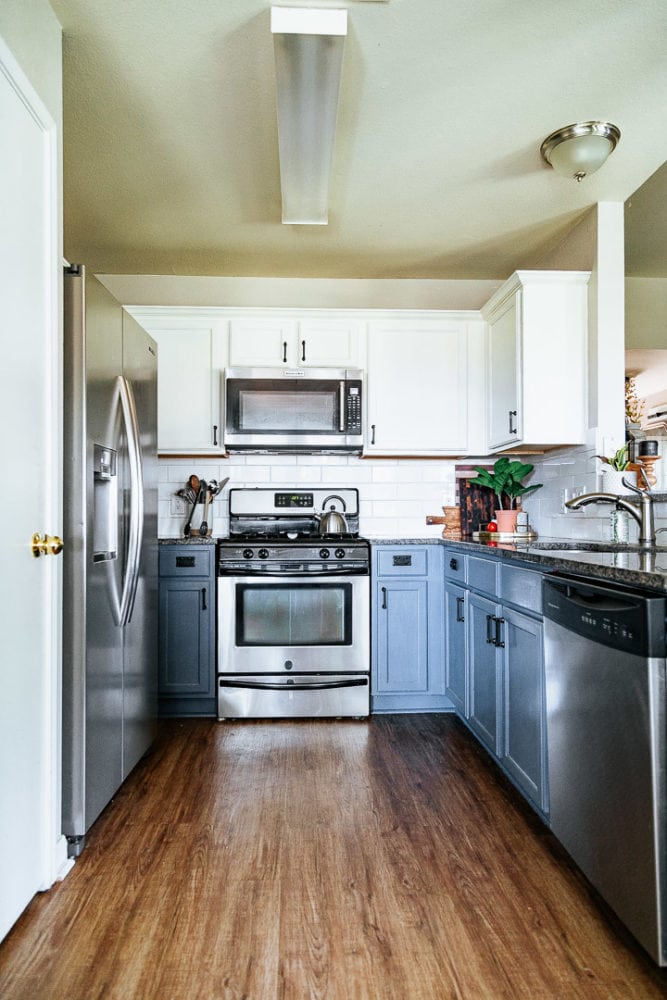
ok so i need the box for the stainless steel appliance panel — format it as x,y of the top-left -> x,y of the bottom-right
218,674 -> 370,719
121,310 -> 158,775
543,574 -> 667,964
224,367 -> 363,453
218,574 -> 369,676
62,267 -> 158,850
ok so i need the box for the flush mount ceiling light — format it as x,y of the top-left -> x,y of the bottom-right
540,121 -> 621,182
271,6 -> 347,224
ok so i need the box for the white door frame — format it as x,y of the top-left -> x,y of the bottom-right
0,31 -> 69,914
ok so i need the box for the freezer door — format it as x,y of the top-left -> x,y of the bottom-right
121,310 -> 158,778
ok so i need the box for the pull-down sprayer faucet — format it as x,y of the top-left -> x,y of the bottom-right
565,474 -> 656,548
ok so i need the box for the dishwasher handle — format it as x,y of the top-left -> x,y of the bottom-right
561,589 -> 638,613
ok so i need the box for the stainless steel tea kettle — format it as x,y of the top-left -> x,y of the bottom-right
316,494 -> 349,535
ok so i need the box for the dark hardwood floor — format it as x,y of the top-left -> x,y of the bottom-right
1,714 -> 666,999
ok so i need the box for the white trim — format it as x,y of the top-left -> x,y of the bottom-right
126,304 -> 485,326
0,32 -> 63,894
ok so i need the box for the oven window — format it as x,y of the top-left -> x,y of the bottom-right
239,390 -> 336,432
236,583 -> 352,646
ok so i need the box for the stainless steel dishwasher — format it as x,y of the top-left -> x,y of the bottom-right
543,573 -> 667,964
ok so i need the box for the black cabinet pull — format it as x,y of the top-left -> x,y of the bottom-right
486,614 -> 495,644
494,616 -> 505,648
301,339 -> 306,362
456,596 -> 465,622
201,587 -> 207,611
381,586 -> 387,610
509,409 -> 518,435
213,424 -> 218,446
282,341 -> 287,363
371,424 -> 376,445
449,557 -> 458,571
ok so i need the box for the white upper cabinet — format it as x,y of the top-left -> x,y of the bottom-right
482,271 -> 590,453
366,316 -> 483,456
228,317 -> 297,366
127,308 -> 228,454
228,314 -> 364,368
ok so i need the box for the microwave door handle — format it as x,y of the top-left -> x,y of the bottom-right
339,381 -> 345,432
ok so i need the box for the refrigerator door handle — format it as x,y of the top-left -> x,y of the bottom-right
118,375 -> 144,626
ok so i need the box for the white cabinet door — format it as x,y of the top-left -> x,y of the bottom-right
488,293 -> 519,450
483,271 -> 589,453
228,317 -> 298,366
297,318 -> 364,367
228,315 -> 362,368
366,319 -> 468,455
129,311 -> 228,454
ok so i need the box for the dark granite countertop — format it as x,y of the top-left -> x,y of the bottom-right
368,536 -> 667,592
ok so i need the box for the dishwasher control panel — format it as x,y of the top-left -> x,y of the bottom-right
543,575 -> 667,658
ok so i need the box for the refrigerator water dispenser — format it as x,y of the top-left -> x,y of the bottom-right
93,443 -> 118,562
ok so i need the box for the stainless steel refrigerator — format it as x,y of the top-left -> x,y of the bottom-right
62,265 -> 158,856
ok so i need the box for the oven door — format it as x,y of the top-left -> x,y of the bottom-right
218,572 -> 369,675
217,572 -> 370,719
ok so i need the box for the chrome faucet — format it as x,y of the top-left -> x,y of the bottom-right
565,475 -> 656,548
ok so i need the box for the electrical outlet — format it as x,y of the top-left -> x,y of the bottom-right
170,497 -> 187,516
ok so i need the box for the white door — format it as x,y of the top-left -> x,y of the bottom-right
0,37 -> 63,940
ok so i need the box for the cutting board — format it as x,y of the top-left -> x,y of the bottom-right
455,465 -> 497,536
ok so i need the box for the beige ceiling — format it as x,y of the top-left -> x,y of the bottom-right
49,0 -> 667,279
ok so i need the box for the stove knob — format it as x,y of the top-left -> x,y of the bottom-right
258,548 -> 269,560
319,548 -> 330,559
242,548 -> 254,559
335,548 -> 346,559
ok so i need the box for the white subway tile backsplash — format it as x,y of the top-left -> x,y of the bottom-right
320,465 -> 373,484
157,446 -> 665,541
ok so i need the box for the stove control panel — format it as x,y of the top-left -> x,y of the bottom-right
274,492 -> 314,509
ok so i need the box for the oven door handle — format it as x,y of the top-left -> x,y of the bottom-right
218,568 -> 368,578
218,678 -> 368,691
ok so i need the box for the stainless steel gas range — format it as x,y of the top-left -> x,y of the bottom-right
216,488 -> 370,720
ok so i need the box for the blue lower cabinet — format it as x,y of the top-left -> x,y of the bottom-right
444,582 -> 467,715
371,545 -> 449,712
501,607 -> 546,812
467,591 -> 503,755
158,545 -> 216,716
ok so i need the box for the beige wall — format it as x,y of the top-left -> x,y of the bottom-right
97,275 -> 502,311
626,278 -> 667,349
0,0 -> 62,125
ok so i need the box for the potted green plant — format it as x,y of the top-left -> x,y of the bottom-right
468,458 -> 542,532
596,445 -> 633,493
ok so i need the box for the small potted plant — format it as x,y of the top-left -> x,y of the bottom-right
468,458 -> 543,533
596,445 -> 632,494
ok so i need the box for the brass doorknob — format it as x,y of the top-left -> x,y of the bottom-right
32,533 -> 64,558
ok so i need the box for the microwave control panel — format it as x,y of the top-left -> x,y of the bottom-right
346,386 -> 362,432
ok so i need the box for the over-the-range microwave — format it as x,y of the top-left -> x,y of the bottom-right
223,367 -> 364,453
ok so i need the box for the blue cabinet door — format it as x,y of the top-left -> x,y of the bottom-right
371,545 -> 447,712
158,578 -> 212,695
444,582 -> 467,715
375,578 -> 429,693
467,591 -> 502,755
502,607 -> 546,811
158,544 -> 216,716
